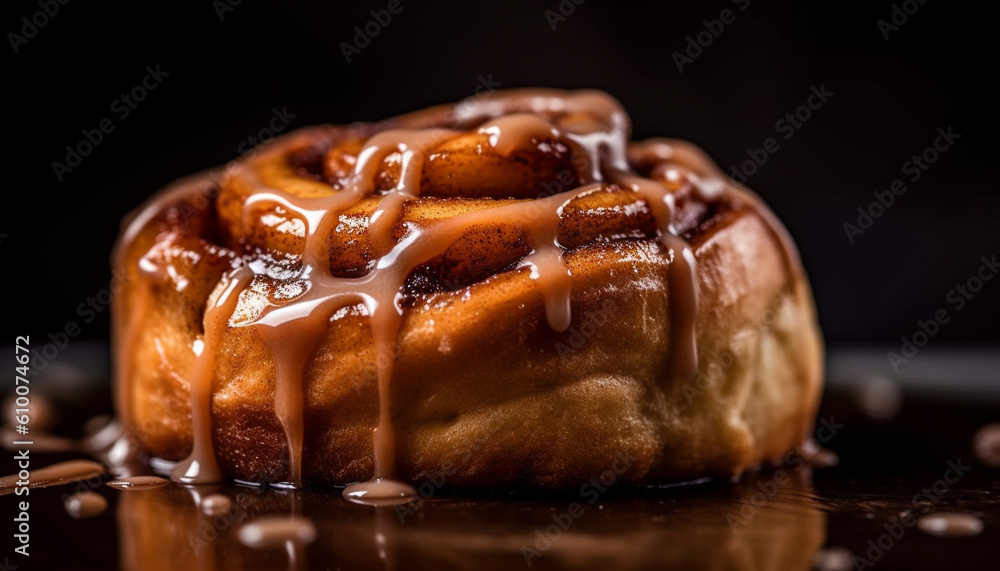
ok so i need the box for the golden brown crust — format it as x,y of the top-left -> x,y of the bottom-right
117,132 -> 823,487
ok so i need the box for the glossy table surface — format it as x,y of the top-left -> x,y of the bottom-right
2,347 -> 998,570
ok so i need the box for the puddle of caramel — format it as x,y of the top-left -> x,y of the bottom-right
0,460 -> 106,496
344,478 -> 422,506
107,470 -> 824,571
106,476 -> 170,490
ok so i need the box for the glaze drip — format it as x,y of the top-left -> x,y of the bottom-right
113,89 -> 803,494
172,267 -> 253,484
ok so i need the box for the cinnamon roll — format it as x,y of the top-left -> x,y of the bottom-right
112,89 -> 823,494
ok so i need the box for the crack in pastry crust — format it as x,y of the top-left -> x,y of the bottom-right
112,89 -> 823,490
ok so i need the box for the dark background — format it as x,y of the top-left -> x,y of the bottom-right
7,0 -> 998,348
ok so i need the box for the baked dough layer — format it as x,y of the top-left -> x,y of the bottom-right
118,167 -> 822,487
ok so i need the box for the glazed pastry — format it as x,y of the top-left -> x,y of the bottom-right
112,89 -> 823,494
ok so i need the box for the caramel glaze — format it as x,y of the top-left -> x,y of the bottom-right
112,89 -> 804,495
106,475 -> 171,490
110,173 -> 223,476
0,460 -> 106,496
171,267 -> 253,484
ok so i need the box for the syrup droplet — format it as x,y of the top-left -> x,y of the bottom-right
344,478 -> 418,506
917,512 -> 983,537
812,546 -> 854,571
64,491 -> 108,519
200,494 -> 233,516
973,423 -> 1000,467
238,516 -> 317,549
856,375 -> 902,421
